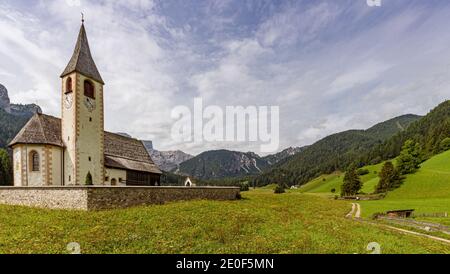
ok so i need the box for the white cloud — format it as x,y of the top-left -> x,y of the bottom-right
1,1 -> 450,156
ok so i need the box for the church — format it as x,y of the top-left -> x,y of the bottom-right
8,21 -> 162,187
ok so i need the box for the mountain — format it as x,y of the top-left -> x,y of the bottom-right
176,149 -> 270,179
174,147 -> 305,180
149,149 -> 193,172
0,84 -> 41,148
142,140 -> 153,151
360,100 -> 450,164
0,84 -> 10,112
262,146 -> 306,166
253,114 -> 422,187
0,84 -> 41,117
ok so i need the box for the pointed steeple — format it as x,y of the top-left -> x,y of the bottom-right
60,21 -> 104,84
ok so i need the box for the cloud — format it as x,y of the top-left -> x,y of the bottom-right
1,0 -> 450,156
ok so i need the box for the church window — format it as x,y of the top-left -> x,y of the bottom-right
30,151 -> 40,172
89,117 -> 92,122
65,77 -> 73,93
105,176 -> 109,182
111,178 -> 117,186
84,80 -> 95,99
88,156 -> 91,162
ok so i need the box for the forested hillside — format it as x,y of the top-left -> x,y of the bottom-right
253,114 -> 421,187
0,108 -> 31,148
359,100 -> 450,165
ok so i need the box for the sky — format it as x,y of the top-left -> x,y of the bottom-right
0,0 -> 449,156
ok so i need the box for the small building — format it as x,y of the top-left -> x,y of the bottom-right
386,209 -> 415,218
184,177 -> 196,187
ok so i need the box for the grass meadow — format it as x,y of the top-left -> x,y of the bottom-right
359,150 -> 450,222
0,188 -> 448,254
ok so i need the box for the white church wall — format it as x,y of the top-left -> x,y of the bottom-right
105,168 -> 126,186
73,74 -> 105,185
12,145 -> 64,186
51,146 -> 63,186
12,146 -> 23,186
23,145 -> 45,186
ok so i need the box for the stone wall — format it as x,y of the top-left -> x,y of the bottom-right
0,186 -> 240,210
0,187 -> 88,210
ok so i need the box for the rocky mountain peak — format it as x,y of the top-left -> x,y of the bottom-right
0,84 -> 11,111
0,83 -> 42,115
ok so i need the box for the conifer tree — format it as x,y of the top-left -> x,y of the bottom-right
341,165 -> 362,196
0,149 -> 12,185
85,171 -> 93,186
375,161 -> 403,193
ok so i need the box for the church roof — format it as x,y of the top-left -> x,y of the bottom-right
104,132 -> 162,174
9,113 -> 64,147
60,23 -> 104,84
9,114 -> 161,174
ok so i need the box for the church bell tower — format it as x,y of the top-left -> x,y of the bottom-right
60,20 -> 105,185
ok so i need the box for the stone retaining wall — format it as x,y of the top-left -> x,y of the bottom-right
0,186 -> 240,210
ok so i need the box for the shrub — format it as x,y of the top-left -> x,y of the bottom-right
239,181 -> 250,191
85,172 -> 93,185
274,184 -> 285,194
357,169 -> 370,176
0,149 -> 12,186
331,188 -> 336,193
397,140 -> 423,175
440,137 -> 450,152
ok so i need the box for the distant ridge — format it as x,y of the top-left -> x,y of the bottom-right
253,113 -> 422,187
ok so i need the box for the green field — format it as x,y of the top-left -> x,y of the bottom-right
359,150 -> 450,223
0,189 -> 448,254
299,162 -> 384,195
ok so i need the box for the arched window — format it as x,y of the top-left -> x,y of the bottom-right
111,178 -> 117,186
65,77 -> 73,93
30,151 -> 40,172
84,80 -> 95,99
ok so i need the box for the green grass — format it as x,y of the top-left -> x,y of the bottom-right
299,162 -> 385,195
0,189 -> 448,254
298,172 -> 343,194
360,150 -> 450,222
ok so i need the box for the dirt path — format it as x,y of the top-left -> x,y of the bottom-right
354,203 -> 361,218
346,203 -> 361,219
346,203 -> 356,218
382,224 -> 450,244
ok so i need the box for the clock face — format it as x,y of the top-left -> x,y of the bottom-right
83,96 -> 96,112
64,93 -> 73,109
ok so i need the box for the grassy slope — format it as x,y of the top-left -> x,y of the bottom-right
359,150 -> 450,222
299,162 -> 385,195
0,189 -> 448,254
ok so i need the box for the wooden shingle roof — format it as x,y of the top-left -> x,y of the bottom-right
9,114 -> 161,174
9,113 -> 64,147
60,23 -> 104,84
104,132 -> 162,174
